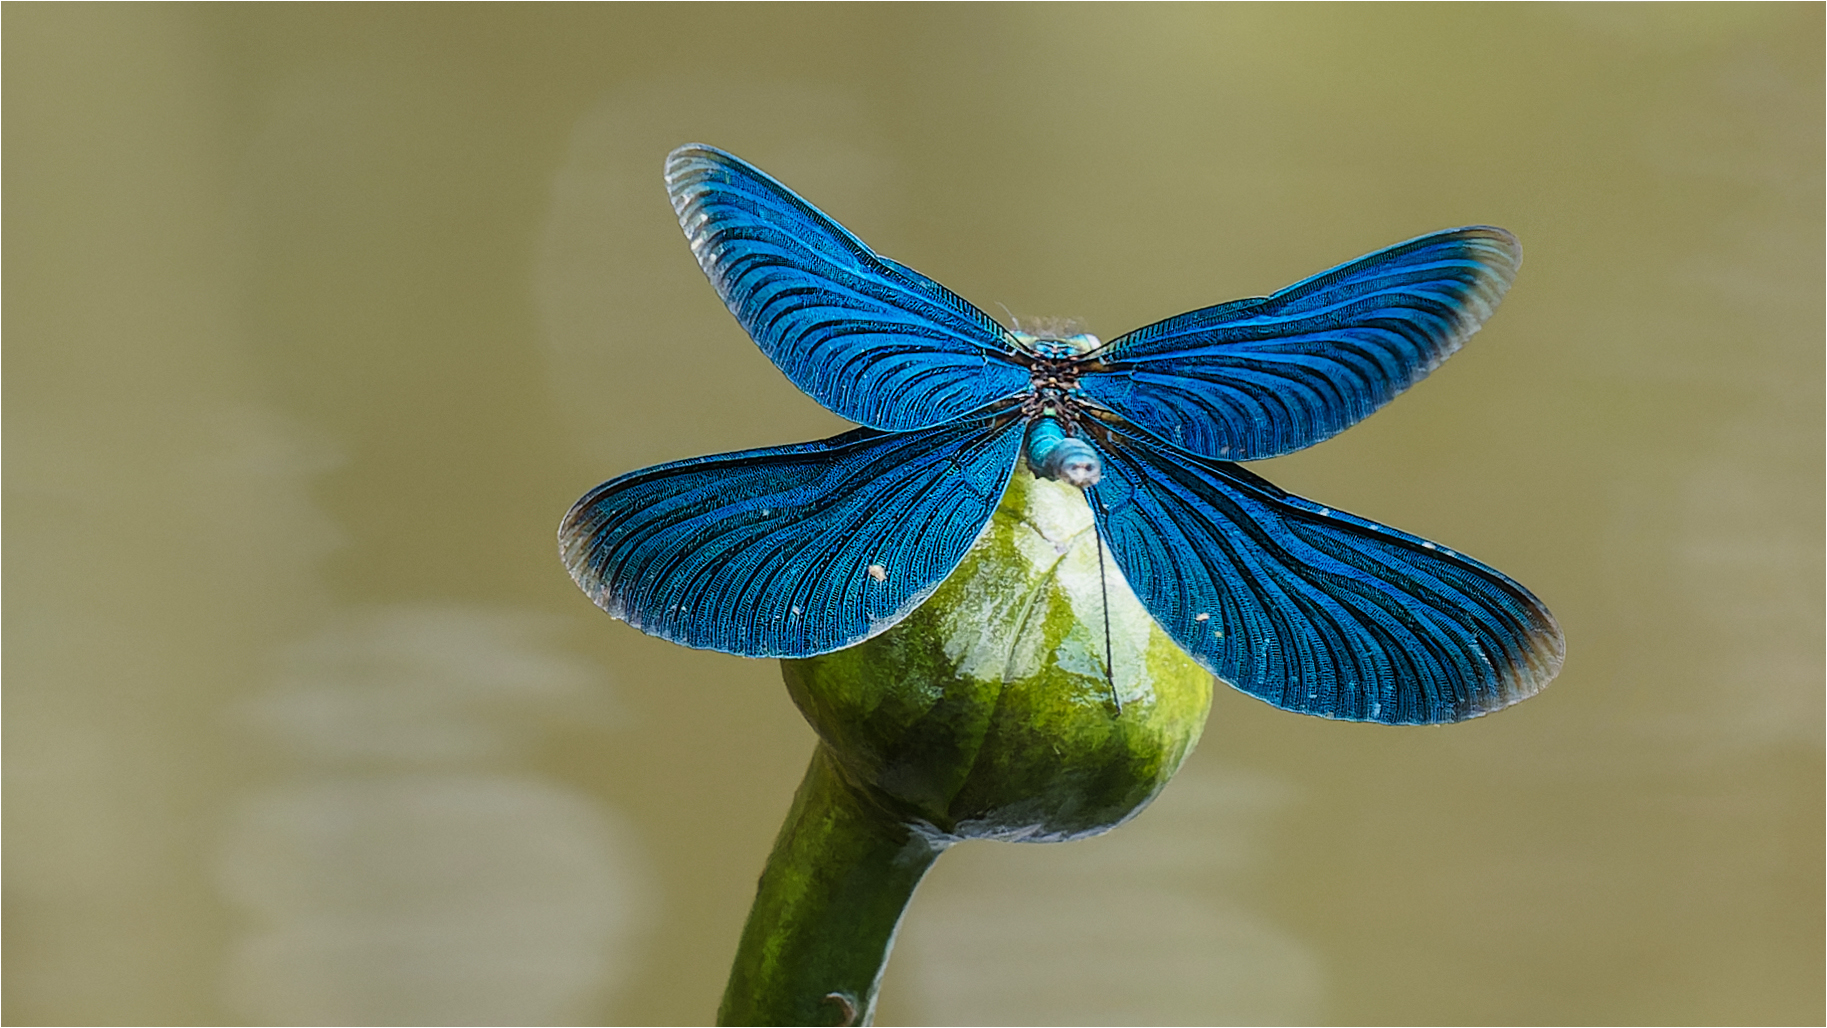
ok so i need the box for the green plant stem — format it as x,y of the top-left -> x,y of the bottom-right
718,743 -> 947,1027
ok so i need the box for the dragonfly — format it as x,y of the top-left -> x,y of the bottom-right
560,144 -> 1563,725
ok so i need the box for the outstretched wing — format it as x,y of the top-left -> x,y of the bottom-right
1078,228 -> 1520,461
1085,417 -> 1561,724
560,405 -> 1024,657
667,145 -> 1029,432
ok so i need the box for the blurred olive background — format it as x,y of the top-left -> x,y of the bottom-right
6,4 -> 1821,1025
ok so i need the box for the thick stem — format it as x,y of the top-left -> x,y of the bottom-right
718,744 -> 946,1027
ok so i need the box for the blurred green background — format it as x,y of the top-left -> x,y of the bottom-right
6,4 -> 1821,1025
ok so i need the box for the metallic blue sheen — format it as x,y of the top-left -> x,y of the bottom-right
1085,417 -> 1561,723
561,404 -> 1024,657
560,145 -> 1565,724
1079,228 -> 1520,460
666,145 -> 1031,432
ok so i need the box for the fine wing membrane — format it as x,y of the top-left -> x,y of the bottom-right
560,406 -> 1024,657
666,145 -> 1030,432
1078,228 -> 1520,461
1086,417 -> 1562,724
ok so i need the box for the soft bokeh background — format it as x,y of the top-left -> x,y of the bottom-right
6,5 -> 1821,1025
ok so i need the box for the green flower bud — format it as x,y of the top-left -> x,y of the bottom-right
782,463 -> 1213,842
725,465 -> 1215,1024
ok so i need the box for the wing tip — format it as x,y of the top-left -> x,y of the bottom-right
1192,603 -> 1566,727
1413,607 -> 1566,724
664,142 -> 730,177
1490,609 -> 1567,711
1451,224 -> 1524,290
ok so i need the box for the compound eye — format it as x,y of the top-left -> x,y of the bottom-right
1059,454 -> 1102,488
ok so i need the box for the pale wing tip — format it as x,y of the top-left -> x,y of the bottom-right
1462,605 -> 1566,721
556,498 -> 616,612
663,144 -> 721,207
664,142 -> 727,174
1462,223 -> 1520,250
1436,226 -> 1523,349
664,145 -> 754,214
1457,225 -> 1523,287
1515,606 -> 1568,699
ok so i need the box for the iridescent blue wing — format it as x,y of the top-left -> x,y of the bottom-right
1085,416 -> 1562,724
559,405 -> 1024,657
667,145 -> 1030,432
1078,228 -> 1520,461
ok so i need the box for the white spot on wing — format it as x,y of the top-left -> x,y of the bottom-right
867,564 -> 888,582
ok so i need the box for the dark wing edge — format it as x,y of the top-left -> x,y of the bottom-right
1085,417 -> 1562,724
559,405 -> 1025,658
1078,227 -> 1522,461
666,144 -> 1030,432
